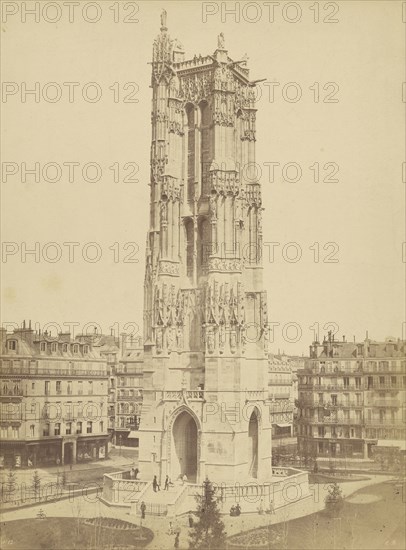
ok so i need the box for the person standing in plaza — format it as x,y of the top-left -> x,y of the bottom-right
140,501 -> 146,519
153,475 -> 160,492
164,475 -> 170,490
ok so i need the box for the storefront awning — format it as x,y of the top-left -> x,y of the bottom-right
275,423 -> 291,428
127,431 -> 139,439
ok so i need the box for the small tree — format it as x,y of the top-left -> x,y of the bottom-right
6,469 -> 16,492
189,478 -> 227,550
32,470 -> 41,501
6,469 -> 17,501
325,482 -> 343,517
37,508 -> 46,519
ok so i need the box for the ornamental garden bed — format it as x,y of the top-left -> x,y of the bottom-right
1,517 -> 153,549
226,482 -> 404,550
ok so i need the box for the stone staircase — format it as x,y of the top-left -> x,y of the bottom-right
134,482 -> 190,517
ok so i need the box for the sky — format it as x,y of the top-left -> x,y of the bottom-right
1,0 -> 405,355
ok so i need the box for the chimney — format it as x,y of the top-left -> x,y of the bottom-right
121,333 -> 127,356
0,327 -> 7,354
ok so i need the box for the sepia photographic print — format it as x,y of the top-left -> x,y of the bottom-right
1,1 -> 405,549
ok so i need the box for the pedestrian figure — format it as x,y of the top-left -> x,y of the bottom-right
235,503 -> 241,516
188,512 -> 194,527
182,473 -> 188,484
164,475 -> 170,490
174,533 -> 179,548
134,468 -> 139,480
269,499 -> 275,514
140,501 -> 146,519
167,521 -> 174,535
153,475 -> 160,492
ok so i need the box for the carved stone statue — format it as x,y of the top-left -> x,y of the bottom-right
176,326 -> 184,349
219,324 -> 225,353
257,207 -> 263,234
160,9 -> 167,28
207,328 -> 215,353
156,329 -> 163,353
160,201 -> 168,224
166,327 -> 175,351
230,331 -> 237,353
218,32 -> 225,49
241,325 -> 247,348
209,194 -> 217,221
263,325 -> 270,353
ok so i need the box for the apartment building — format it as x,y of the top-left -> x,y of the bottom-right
113,335 -> 143,447
268,354 -> 304,438
296,333 -> 406,460
268,354 -> 295,438
0,323 -> 109,468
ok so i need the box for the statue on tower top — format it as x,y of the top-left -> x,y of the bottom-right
160,9 -> 167,30
217,32 -> 225,49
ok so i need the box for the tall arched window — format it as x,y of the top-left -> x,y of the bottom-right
200,101 -> 211,196
197,217 -> 210,274
186,104 -> 195,201
184,218 -> 194,281
236,109 -> 244,172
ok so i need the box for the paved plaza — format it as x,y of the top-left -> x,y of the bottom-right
0,474 -> 393,549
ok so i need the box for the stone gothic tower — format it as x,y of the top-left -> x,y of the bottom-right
138,12 -> 272,485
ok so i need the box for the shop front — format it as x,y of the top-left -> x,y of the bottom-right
0,441 -> 26,468
77,436 -> 108,462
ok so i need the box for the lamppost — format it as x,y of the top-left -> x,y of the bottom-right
118,435 -> 122,456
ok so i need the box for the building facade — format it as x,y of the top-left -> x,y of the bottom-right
112,335 -> 143,447
268,354 -> 295,438
296,333 -> 406,461
0,324 -> 109,468
138,14 -> 272,484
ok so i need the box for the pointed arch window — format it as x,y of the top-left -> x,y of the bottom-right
200,101 -> 211,195
186,104 -> 195,201
184,218 -> 194,281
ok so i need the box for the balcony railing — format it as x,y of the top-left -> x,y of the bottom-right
364,419 -> 403,427
367,399 -> 401,407
312,418 -> 362,425
0,388 -> 24,397
310,384 -> 363,391
318,401 -> 364,408
162,390 -> 205,401
116,392 -> 143,400
0,366 -> 107,377
368,384 -> 404,390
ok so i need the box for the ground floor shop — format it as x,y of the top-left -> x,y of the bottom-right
112,429 -> 139,447
0,436 -> 109,468
298,436 -> 368,459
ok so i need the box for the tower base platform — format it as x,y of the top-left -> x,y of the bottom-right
102,467 -> 311,517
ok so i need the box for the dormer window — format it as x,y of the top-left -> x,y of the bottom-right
7,340 -> 17,351
73,344 -> 79,354
51,342 -> 57,352
40,342 -> 46,352
83,345 -> 89,354
63,343 -> 68,352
